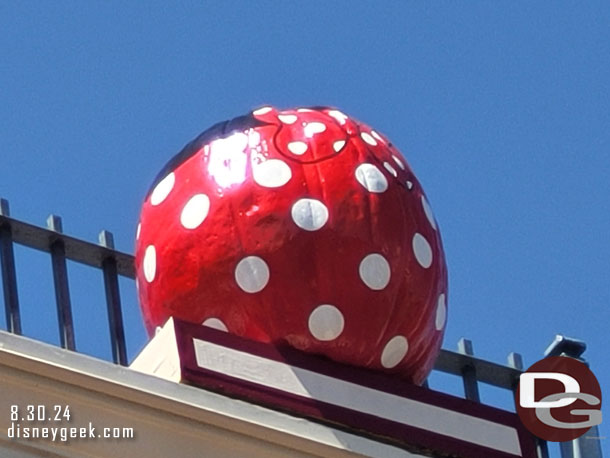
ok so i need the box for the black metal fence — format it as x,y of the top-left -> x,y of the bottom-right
0,198 -> 132,365
0,197 -> 602,458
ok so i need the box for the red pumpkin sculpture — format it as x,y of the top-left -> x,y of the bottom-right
135,106 -> 448,385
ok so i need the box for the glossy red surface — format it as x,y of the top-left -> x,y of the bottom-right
135,106 -> 448,384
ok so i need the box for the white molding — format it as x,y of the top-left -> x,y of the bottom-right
194,338 -> 522,456
0,330 -> 421,458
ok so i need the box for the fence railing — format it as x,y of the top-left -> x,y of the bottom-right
0,198 -> 132,365
0,197 -> 602,458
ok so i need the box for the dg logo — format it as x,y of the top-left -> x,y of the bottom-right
516,356 -> 602,442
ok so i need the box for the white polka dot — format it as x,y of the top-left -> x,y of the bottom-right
136,223 -> 141,240
406,180 -> 414,190
381,336 -> 409,368
253,106 -> 272,115
248,129 -> 261,147
291,199 -> 329,231
355,163 -> 388,193
371,131 -> 383,142
413,233 -> 433,268
383,162 -> 398,177
235,256 -> 269,293
143,245 -> 156,283
392,155 -> 405,170
278,114 -> 297,124
207,133 -> 249,187
212,131 -> 248,152
421,196 -> 437,231
180,194 -> 211,229
435,294 -> 446,330
203,318 -> 228,332
361,132 -> 377,146
304,122 -> 326,137
288,141 -> 308,155
297,108 -> 313,113
359,253 -> 391,290
328,110 -> 348,125
150,173 -> 175,206
333,140 -> 346,152
308,305 -> 344,341
252,159 -> 292,188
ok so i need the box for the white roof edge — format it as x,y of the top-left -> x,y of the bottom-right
0,330 -> 422,458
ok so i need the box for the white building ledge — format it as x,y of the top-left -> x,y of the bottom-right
0,330 -> 421,458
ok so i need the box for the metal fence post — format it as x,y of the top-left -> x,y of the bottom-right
99,230 -> 128,366
0,199 -> 22,335
457,338 -> 481,402
47,215 -> 76,351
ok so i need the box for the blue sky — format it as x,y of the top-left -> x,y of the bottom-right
1,2 -> 608,454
